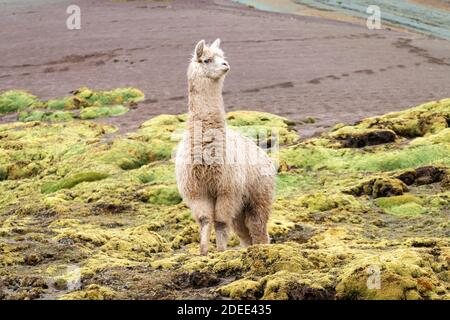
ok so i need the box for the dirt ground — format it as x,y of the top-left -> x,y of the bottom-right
1,0 -> 450,137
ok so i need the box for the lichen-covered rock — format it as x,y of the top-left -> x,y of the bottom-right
347,177 -> 408,198
330,128 -> 397,148
331,98 -> 450,139
396,166 -> 447,186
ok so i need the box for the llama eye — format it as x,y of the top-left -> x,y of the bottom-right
203,59 -> 211,64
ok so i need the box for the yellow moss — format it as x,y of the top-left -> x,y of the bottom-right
137,185 -> 181,205
243,243 -> 314,276
59,284 -> 117,300
348,176 -> 408,198
336,249 -> 447,300
298,192 -> 362,212
218,279 -> 262,300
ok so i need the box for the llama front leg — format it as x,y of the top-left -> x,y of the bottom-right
190,199 -> 214,255
214,195 -> 241,252
199,216 -> 213,255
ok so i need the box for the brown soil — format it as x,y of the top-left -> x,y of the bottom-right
1,0 -> 450,137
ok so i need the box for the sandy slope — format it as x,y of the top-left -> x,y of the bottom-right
0,0 -> 449,136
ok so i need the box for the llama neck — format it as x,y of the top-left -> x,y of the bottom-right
187,78 -> 225,128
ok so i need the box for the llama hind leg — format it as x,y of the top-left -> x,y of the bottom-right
245,205 -> 270,245
232,210 -> 253,247
214,195 -> 241,251
190,199 -> 214,255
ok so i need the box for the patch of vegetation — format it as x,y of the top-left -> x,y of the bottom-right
0,96 -> 448,300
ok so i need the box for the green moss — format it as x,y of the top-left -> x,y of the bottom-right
385,203 -> 427,216
0,166 -> 7,181
45,111 -> 74,122
138,185 -> 182,206
5,87 -> 144,122
41,172 -> 110,193
18,110 -> 74,122
99,139 -> 149,170
375,195 -> 423,208
353,144 -> 450,172
80,105 -> 128,120
0,90 -> 39,114
18,110 -> 45,122
333,98 -> 450,139
303,117 -> 316,124
375,195 -> 426,216
46,97 -> 79,111
227,111 -> 299,145
74,87 -> 145,107
282,143 -> 450,173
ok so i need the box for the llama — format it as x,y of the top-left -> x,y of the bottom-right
175,39 -> 275,255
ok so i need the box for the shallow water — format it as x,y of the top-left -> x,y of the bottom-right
235,0 -> 450,40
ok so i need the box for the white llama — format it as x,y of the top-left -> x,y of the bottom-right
175,39 -> 275,255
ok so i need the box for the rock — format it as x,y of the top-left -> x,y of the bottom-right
334,129 -> 397,148
396,166 -> 447,186
347,177 -> 408,198
23,253 -> 42,266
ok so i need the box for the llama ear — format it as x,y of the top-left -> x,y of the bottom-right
195,40 -> 205,59
211,38 -> 221,49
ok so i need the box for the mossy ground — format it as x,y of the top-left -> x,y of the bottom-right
0,96 -> 448,300
1,87 -> 145,121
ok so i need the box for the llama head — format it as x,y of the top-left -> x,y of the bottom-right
188,39 -> 230,82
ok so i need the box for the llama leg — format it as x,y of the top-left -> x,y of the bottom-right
245,204 -> 271,245
232,210 -> 253,247
190,199 -> 214,255
214,221 -> 229,252
199,216 -> 213,255
214,195 -> 241,251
